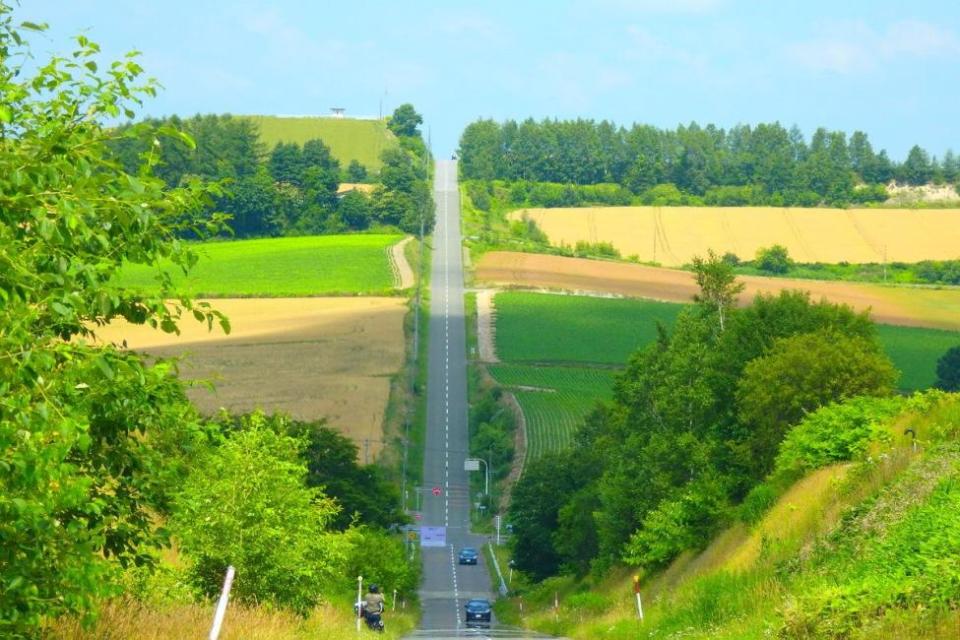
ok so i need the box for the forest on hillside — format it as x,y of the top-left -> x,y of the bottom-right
109,105 -> 434,238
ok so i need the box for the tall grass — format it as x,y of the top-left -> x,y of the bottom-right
49,598 -> 417,640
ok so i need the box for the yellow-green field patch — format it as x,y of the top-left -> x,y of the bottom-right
245,115 -> 397,172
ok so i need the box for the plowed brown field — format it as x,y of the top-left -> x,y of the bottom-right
93,298 -> 407,459
511,206 -> 960,266
475,251 -> 960,331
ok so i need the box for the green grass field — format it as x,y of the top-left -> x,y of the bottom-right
491,292 -> 960,460
117,234 -> 403,296
493,292 -> 684,364
244,116 -> 397,172
877,324 -> 960,391
488,365 -> 617,459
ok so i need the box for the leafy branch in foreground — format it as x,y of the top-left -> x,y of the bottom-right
0,5 -> 228,636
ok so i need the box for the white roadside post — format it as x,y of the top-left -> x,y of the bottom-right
633,575 -> 644,622
495,514 -> 501,546
208,565 -> 235,640
356,575 -> 364,632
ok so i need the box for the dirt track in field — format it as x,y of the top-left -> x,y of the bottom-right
93,298 -> 407,459
475,251 -> 960,331
390,236 -> 415,289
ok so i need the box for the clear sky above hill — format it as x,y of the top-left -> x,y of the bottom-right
23,0 -> 960,157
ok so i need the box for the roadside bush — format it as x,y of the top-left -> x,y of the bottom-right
466,181 -> 492,211
738,482 -> 780,525
623,477 -> 729,568
774,396 -> 904,475
340,527 -> 420,599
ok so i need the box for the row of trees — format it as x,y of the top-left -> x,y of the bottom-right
509,255 -> 898,579
459,119 -> 955,206
109,107 -> 434,238
0,17 -> 417,636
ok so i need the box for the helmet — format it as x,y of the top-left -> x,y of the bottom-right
369,584 -> 379,593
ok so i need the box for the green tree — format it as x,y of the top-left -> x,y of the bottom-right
692,249 -> 745,332
286,419 -> 406,530
755,244 -> 793,274
171,419 -> 346,613
268,141 -> 305,185
935,345 -> 960,391
900,144 -> 934,186
387,103 -> 423,138
0,12 -> 227,635
337,190 -> 373,229
509,450 -> 594,580
736,330 -> 897,474
223,168 -> 279,237
347,159 -> 368,182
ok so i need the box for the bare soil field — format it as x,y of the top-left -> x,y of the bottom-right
93,298 -> 407,459
511,206 -> 960,266
476,251 -> 960,331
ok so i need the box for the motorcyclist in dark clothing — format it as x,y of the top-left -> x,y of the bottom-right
360,584 -> 385,631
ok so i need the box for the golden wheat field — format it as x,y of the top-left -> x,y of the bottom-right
511,206 -> 960,266
92,297 -> 407,459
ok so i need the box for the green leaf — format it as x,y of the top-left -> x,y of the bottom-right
0,105 -> 11,123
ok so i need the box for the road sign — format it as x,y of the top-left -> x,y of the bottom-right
432,486 -> 442,497
464,459 -> 480,471
420,526 -> 446,547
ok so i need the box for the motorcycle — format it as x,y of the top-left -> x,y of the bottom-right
355,603 -> 385,632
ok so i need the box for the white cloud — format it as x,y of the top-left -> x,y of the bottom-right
786,19 -> 960,74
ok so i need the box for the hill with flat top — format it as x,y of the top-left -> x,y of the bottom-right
244,115 -> 398,172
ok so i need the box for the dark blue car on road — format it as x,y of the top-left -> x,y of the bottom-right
458,547 -> 478,565
464,598 -> 492,625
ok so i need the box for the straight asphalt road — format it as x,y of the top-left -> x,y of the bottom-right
406,161 -> 560,640
410,160 -> 494,636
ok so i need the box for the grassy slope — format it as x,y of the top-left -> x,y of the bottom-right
117,234 -> 403,297
503,395 -> 960,639
245,116 -> 397,172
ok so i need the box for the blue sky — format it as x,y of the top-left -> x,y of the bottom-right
21,1 -> 960,157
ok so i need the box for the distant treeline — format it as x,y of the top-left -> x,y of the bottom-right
459,119 -> 958,206
110,106 -> 434,238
